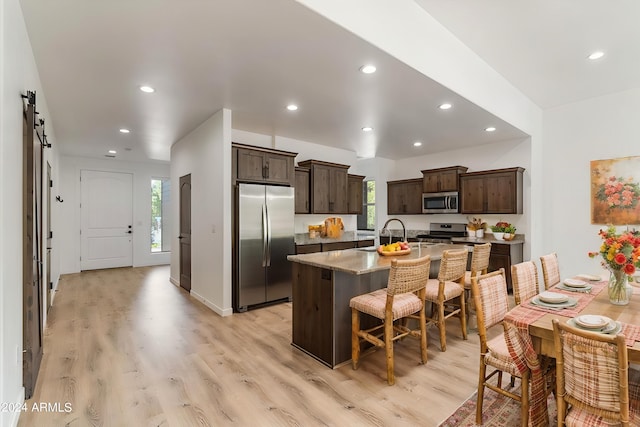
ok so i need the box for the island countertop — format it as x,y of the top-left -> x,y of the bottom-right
287,243 -> 463,275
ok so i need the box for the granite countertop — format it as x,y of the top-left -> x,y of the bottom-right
288,243 -> 460,275
450,234 -> 525,246
295,231 -> 375,245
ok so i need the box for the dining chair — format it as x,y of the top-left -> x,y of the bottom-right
552,319 -> 640,426
471,268 -> 530,426
540,252 -> 560,289
511,260 -> 541,305
463,243 -> 492,329
425,248 -> 468,352
350,255 -> 431,385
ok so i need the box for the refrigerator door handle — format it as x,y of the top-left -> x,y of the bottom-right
266,204 -> 272,267
262,204 -> 268,267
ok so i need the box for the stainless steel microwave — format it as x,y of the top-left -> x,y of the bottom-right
422,191 -> 459,214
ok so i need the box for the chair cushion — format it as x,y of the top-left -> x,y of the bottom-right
484,333 -> 521,378
424,278 -> 463,302
350,288 -> 422,321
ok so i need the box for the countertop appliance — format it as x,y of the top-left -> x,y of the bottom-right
416,222 -> 467,243
235,183 -> 294,312
422,191 -> 459,214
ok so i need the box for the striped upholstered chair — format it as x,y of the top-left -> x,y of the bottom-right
552,319 -> 640,426
511,260 -> 542,305
350,255 -> 431,385
471,268 -> 530,426
540,252 -> 561,289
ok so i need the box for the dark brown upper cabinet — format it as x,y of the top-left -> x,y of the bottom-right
297,160 -> 349,214
387,178 -> 423,214
294,167 -> 310,214
460,167 -> 524,214
233,143 -> 296,186
421,166 -> 468,193
347,174 -> 365,214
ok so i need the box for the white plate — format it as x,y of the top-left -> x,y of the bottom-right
538,291 -> 569,304
574,315 -> 610,329
568,318 -> 621,335
575,274 -> 602,281
564,278 -> 588,288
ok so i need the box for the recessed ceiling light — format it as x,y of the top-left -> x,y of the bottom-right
359,65 -> 377,74
361,126 -> 373,132
119,128 -> 130,133
413,141 -> 422,147
588,51 -> 605,60
286,104 -> 298,111
139,85 -> 155,93
108,150 -> 117,154
485,127 -> 496,132
439,103 -> 452,110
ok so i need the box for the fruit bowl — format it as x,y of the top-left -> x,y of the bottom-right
377,241 -> 412,256
377,247 -> 412,256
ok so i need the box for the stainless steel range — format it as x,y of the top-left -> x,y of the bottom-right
416,222 -> 467,243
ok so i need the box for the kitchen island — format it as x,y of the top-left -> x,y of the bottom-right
287,243 -> 462,368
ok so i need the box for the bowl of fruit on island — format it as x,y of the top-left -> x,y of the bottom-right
377,241 -> 411,256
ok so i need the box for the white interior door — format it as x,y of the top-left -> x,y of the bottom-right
81,170 -> 133,270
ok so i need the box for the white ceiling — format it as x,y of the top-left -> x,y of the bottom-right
20,0 -> 639,164
415,0 -> 640,109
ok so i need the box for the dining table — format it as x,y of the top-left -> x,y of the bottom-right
503,275 -> 640,427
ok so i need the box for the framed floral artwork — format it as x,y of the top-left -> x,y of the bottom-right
591,155 -> 640,225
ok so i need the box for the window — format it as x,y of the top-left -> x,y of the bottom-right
357,180 -> 375,231
151,178 -> 171,252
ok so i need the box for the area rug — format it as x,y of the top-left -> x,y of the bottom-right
438,384 -> 557,426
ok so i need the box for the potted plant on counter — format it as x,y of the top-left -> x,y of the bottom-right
503,224 -> 517,241
490,221 -> 510,240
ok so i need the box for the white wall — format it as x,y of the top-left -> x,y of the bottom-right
58,156 -> 171,274
542,88 -> 640,275
1,0 -> 59,425
171,109 -> 233,316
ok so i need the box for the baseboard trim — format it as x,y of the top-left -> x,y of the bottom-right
8,387 -> 25,427
169,277 -> 180,287
190,290 -> 233,317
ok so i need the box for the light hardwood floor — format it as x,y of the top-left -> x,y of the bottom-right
19,265 -> 489,426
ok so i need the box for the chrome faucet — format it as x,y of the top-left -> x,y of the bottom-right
381,218 -> 406,245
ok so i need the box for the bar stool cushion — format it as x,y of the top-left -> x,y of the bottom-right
425,278 -> 464,301
350,288 -> 422,321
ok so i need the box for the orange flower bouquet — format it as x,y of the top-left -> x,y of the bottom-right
589,225 -> 640,304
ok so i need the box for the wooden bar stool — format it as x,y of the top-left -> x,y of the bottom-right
350,255 -> 431,385
463,242 -> 491,329
424,248 -> 468,352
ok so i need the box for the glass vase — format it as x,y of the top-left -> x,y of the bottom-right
608,269 -> 632,305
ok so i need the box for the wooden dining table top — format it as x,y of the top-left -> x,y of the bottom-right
527,283 -> 640,363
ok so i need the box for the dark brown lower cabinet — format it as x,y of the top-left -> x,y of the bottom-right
487,242 -> 523,291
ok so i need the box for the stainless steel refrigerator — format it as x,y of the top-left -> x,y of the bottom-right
234,183 -> 295,312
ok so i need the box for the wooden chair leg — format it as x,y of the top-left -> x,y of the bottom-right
476,358 -> 487,425
438,301 -> 447,352
459,294 -> 468,340
384,316 -> 394,385
420,306 -> 428,364
351,308 -> 360,370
